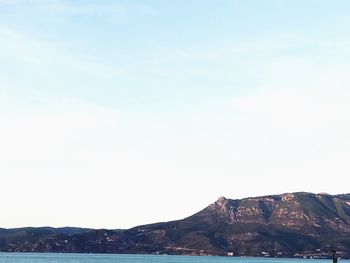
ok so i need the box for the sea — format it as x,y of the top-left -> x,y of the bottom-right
0,254 -> 347,263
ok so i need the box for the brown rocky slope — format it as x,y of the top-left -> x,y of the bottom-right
1,192 -> 350,257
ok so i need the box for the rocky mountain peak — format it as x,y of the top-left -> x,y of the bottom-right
216,196 -> 227,206
281,193 -> 296,202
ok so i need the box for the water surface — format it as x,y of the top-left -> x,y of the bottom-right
0,253 -> 346,263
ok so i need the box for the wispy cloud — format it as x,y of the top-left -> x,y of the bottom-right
0,26 -> 125,80
0,0 -> 58,5
0,0 -> 21,4
45,1 -> 127,16
0,0 -> 156,18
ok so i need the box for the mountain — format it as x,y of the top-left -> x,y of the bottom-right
1,192 -> 350,258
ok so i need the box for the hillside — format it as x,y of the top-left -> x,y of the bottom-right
1,192 -> 350,258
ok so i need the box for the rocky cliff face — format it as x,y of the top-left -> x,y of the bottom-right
127,192 -> 350,257
1,192 -> 350,258
195,193 -> 350,232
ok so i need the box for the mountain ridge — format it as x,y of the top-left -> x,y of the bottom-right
1,192 -> 350,258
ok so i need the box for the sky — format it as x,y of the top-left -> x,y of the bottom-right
1,0 -> 350,229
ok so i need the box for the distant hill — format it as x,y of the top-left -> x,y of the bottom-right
1,192 -> 350,258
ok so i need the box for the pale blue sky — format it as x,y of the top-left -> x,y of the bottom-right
1,0 -> 350,229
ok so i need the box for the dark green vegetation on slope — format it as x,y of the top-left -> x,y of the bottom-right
1,192 -> 350,258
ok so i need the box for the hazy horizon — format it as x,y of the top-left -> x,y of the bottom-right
1,0 -> 350,229
1,191 -> 349,230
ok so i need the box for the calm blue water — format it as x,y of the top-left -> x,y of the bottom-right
0,254 -> 345,263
